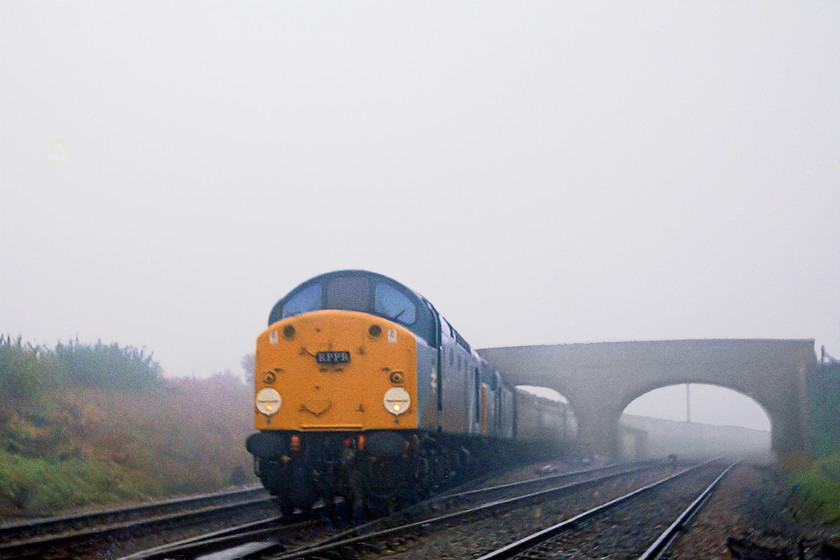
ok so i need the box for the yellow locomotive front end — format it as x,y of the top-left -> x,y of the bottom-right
254,309 -> 419,432
245,270 -> 440,517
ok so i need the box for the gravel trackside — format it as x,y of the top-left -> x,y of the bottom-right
665,463 -> 838,560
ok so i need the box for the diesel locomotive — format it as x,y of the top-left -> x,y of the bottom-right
245,270 -> 572,516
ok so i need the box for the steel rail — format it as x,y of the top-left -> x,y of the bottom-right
474,459 -> 726,560
117,461 -> 642,560
0,495 -> 272,560
635,462 -> 737,560
117,517 -> 305,560
261,463 -> 638,559
268,464 -> 651,560
117,458 -> 548,560
435,461 -> 646,503
0,484 -> 265,538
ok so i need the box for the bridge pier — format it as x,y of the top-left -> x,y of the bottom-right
575,411 -> 620,459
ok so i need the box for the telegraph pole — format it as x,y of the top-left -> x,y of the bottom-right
686,383 -> 691,423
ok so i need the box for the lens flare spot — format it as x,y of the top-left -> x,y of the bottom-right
48,140 -> 69,164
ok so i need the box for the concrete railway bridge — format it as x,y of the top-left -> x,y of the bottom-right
478,339 -> 817,458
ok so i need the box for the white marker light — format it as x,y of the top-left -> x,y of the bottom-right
383,387 -> 410,416
256,388 -> 282,416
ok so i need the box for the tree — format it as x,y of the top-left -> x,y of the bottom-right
240,353 -> 255,384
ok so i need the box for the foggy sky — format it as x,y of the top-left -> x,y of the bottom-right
1,2 -> 837,432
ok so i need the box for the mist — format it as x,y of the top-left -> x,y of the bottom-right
1,2 -> 837,435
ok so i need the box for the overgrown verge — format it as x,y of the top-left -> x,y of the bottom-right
0,336 -> 255,518
788,360 -> 840,526
789,453 -> 840,524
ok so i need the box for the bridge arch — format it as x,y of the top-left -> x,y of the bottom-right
620,382 -> 772,459
621,382 -> 772,431
478,339 -> 816,459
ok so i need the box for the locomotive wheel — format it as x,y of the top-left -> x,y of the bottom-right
411,455 -> 431,502
347,469 -> 368,521
256,458 -> 286,495
282,463 -> 318,514
368,457 -> 406,499
432,447 -> 459,487
278,495 -> 296,518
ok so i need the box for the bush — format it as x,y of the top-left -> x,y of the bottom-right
0,336 -> 58,401
809,362 -> 840,457
787,361 -> 840,524
0,337 -> 256,517
789,452 -> 840,524
0,336 -> 161,394
54,339 -> 161,389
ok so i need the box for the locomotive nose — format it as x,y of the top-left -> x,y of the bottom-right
253,310 -> 417,432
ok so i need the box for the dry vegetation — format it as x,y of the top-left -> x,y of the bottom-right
0,336 -> 255,518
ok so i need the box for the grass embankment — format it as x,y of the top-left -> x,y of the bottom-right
0,336 -> 255,518
786,360 -> 840,526
788,454 -> 840,524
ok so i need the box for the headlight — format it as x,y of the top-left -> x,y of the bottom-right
383,387 -> 410,416
256,388 -> 282,416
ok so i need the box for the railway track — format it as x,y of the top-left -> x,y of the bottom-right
268,461 -> 664,560
0,485 -> 274,560
476,460 -> 734,559
119,461 -> 651,560
6,459 -> 712,560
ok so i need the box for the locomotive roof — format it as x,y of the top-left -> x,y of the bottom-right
268,270 -> 438,345
275,270 -> 430,308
